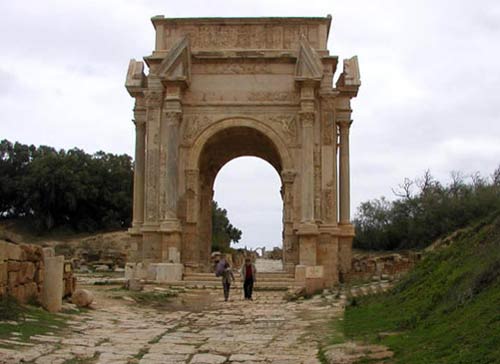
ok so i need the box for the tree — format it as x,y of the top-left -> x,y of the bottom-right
0,139 -> 133,233
211,200 -> 242,252
353,166 -> 500,251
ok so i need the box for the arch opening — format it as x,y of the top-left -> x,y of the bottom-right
213,156 -> 283,261
194,126 -> 288,270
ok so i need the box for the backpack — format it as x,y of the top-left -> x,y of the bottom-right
215,260 -> 226,277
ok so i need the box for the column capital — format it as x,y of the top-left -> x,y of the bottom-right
145,89 -> 164,108
337,119 -> 352,130
164,111 -> 182,126
299,112 -> 315,128
133,118 -> 146,127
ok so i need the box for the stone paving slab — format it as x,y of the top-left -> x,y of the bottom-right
0,288 -> 345,364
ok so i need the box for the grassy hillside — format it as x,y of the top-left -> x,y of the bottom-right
342,212 -> 500,364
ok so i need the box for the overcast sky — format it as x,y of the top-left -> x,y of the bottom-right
1,1 -> 499,248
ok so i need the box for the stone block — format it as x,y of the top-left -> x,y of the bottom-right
125,263 -> 136,280
64,276 -> 76,297
168,247 -> 181,263
295,265 -> 306,283
42,247 -> 55,259
21,244 -> 43,262
42,255 -> 64,312
299,235 -> 317,266
7,243 -> 25,261
147,264 -> 158,280
7,261 -> 21,272
72,289 -> 94,307
154,263 -> 183,283
136,263 -> 149,280
8,271 -> 19,287
305,277 -> 325,295
35,266 -> 44,284
305,265 -> 324,279
0,263 -> 7,285
0,241 -> 8,261
24,282 -> 39,302
127,278 -> 144,291
19,262 -> 36,284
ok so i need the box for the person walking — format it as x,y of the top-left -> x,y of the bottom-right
240,257 -> 257,300
220,258 -> 235,302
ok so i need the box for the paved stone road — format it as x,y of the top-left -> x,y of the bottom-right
1,287 -> 344,364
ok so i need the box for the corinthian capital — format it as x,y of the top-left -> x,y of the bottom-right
145,90 -> 164,108
165,111 -> 182,126
300,112 -> 315,128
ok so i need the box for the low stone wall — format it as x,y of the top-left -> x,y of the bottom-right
348,251 -> 422,282
0,240 -> 75,304
0,240 -> 44,303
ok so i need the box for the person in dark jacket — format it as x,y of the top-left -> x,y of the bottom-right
240,258 -> 257,300
221,258 -> 235,302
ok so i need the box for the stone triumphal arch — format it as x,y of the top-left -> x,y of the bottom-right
125,16 -> 360,286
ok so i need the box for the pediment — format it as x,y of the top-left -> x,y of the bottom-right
158,36 -> 191,87
295,38 -> 323,81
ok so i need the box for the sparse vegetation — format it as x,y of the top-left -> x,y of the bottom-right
128,290 -> 178,308
354,167 -> 500,250
0,302 -> 68,344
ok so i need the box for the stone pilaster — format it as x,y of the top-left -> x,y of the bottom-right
281,170 -> 296,272
300,113 -> 315,224
297,83 -> 319,266
157,83 -> 183,263
319,97 -> 337,226
338,119 -> 351,225
159,83 -> 183,233
143,87 -> 163,228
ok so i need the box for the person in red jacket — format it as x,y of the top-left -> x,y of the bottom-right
240,258 -> 257,300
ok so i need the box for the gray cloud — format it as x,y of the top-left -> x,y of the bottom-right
1,0 -> 499,248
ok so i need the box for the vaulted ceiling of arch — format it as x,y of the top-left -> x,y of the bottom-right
198,126 -> 282,187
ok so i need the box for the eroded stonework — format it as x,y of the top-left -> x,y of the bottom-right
125,16 -> 361,286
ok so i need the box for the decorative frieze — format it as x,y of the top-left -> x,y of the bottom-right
247,91 -> 297,103
195,63 -> 272,74
158,22 -> 327,51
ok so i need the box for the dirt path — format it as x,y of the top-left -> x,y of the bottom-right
1,285 -> 345,364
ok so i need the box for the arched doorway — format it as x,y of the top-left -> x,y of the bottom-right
182,124 -> 297,272
213,156 -> 283,255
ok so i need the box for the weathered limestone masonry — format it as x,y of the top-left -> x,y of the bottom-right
349,252 -> 422,282
125,16 -> 361,287
0,240 -> 43,304
0,241 -> 75,311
